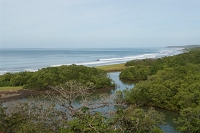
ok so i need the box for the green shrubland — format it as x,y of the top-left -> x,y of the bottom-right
2,48 -> 200,132
121,48 -> 200,132
0,81 -> 165,133
0,64 -> 114,90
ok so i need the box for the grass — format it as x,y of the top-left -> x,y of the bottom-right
96,63 -> 127,72
0,86 -> 23,91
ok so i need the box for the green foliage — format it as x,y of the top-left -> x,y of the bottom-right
121,49 -> 200,81
60,112 -> 115,133
1,99 -> 165,133
174,106 -> 200,133
124,64 -> 200,111
0,104 -> 27,133
110,106 -> 165,133
59,106 -> 165,133
0,99 -> 67,133
16,122 -> 54,133
0,73 -> 15,86
122,58 -> 155,81
119,65 -> 150,81
0,79 -> 166,133
123,49 -> 200,111
0,64 -> 114,90
125,58 -> 156,67
122,49 -> 200,133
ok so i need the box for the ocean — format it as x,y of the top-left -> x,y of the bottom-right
0,47 -> 183,75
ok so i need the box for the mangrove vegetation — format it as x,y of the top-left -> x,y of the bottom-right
1,48 -> 200,132
0,64 -> 114,90
121,48 -> 200,132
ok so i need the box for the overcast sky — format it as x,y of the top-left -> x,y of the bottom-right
0,0 -> 200,48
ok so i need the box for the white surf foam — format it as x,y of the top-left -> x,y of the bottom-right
0,70 -> 20,75
0,71 -> 8,75
24,69 -> 38,72
0,48 -> 184,75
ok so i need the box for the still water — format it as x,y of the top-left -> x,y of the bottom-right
109,72 -> 180,133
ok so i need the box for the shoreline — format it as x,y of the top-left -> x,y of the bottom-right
0,63 -> 128,102
0,47 -> 189,102
0,90 -> 43,103
0,87 -> 117,103
0,47 -> 185,76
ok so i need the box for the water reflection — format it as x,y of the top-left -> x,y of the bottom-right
157,108 -> 180,133
120,78 -> 138,85
108,72 -> 134,92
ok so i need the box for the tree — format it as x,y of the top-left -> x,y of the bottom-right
174,106 -> 200,133
1,80 -> 167,133
110,105 -> 165,133
1,81 -> 125,132
49,80 -> 125,117
60,112 -> 115,133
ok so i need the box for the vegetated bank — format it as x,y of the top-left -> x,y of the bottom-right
0,64 -> 115,91
1,48 -> 199,132
0,65 -> 166,133
0,59 -> 167,133
120,48 -> 200,132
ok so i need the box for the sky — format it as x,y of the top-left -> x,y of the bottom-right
0,0 -> 200,48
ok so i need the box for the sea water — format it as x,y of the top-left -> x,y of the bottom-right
0,47 -> 183,75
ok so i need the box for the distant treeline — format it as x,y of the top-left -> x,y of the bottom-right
0,64 -> 114,90
120,48 -> 200,81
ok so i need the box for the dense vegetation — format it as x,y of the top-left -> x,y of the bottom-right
0,104 -> 164,133
119,58 -> 157,80
0,81 -> 165,133
0,64 -> 114,90
121,48 -> 200,132
1,48 -> 200,132
119,65 -> 150,80
125,58 -> 156,67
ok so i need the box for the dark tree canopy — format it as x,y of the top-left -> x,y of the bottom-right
122,48 -> 200,132
0,64 -> 114,90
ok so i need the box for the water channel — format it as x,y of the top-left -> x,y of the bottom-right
109,72 -> 180,133
3,72 -> 181,133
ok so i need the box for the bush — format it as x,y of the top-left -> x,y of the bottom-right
119,65 -> 150,81
0,65 -> 114,90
